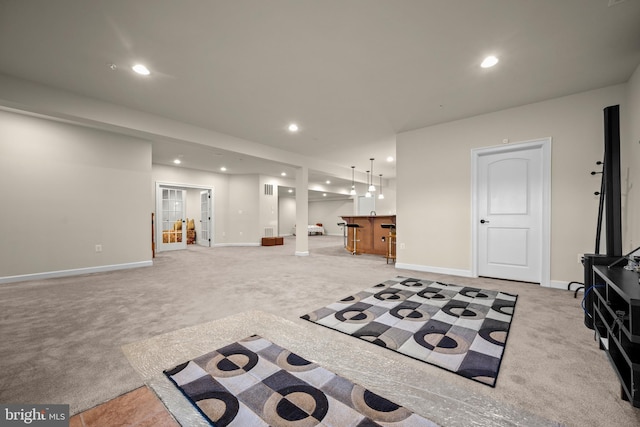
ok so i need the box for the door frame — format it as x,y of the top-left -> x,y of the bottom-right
155,181 -> 214,252
198,189 -> 212,247
471,138 -> 552,287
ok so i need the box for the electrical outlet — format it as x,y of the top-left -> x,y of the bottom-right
95,244 -> 102,253
399,243 -> 406,250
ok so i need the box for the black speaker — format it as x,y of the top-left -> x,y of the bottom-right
603,105 -> 622,258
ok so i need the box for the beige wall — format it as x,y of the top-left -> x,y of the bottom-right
0,110 -> 152,280
259,175 -> 280,239
397,84 -> 627,283
309,199 -> 354,236
228,175 -> 260,243
278,196 -> 297,236
624,64 -> 640,252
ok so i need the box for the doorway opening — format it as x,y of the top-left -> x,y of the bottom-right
156,182 -> 214,253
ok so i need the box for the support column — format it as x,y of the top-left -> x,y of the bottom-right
295,166 -> 309,256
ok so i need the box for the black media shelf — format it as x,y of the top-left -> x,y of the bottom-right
592,265 -> 640,407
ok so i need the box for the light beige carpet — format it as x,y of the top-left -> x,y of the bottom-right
0,236 -> 639,426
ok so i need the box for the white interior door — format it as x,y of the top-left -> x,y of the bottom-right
475,140 -> 550,284
157,187 -> 187,252
198,190 -> 211,247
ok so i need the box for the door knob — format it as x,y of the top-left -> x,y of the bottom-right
480,219 -> 490,224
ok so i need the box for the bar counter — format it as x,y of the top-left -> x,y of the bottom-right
341,215 -> 396,255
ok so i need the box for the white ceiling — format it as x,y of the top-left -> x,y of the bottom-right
1,0 -> 639,189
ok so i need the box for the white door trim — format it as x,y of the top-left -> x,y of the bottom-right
471,138 -> 552,287
155,181 -> 215,251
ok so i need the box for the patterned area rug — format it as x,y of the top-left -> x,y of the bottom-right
164,335 -> 439,426
301,277 -> 517,387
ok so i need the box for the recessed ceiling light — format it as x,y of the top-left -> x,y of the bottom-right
132,64 -> 151,75
323,193 -> 327,197
387,156 -> 394,162
288,189 -> 293,193
326,180 -> 331,184
288,123 -> 299,132
220,167 -> 227,171
481,56 -> 499,68
281,172 -> 287,176
173,159 -> 181,165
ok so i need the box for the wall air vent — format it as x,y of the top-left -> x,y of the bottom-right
264,184 -> 274,196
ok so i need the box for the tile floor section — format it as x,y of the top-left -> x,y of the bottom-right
69,386 -> 179,427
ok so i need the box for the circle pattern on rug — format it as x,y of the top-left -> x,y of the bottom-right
413,329 -> 470,354
479,326 -> 508,346
417,288 -> 450,301
390,305 -> 430,322
276,350 -> 316,372
340,295 -> 361,304
263,384 -> 328,427
492,301 -> 515,316
374,289 -> 407,302
351,385 -> 412,422
205,348 -> 259,378
399,278 -> 425,287
459,288 -> 490,299
196,392 -> 239,426
360,334 -> 399,349
335,307 -> 375,323
442,304 -> 485,319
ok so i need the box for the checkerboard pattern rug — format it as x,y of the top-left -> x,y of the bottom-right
301,277 -> 518,387
164,335 -> 439,426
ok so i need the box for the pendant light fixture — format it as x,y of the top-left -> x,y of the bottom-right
378,174 -> 384,199
368,158 -> 376,192
365,170 -> 372,197
350,166 -> 356,195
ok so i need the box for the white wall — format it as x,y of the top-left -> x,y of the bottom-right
624,63 -> 640,252
0,110 -> 152,280
397,84 -> 627,283
309,199 -> 354,235
259,175 -> 280,237
228,175 -> 260,243
278,196 -> 296,236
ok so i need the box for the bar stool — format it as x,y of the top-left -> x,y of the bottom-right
381,223 -> 396,264
345,223 -> 361,255
337,222 -> 347,248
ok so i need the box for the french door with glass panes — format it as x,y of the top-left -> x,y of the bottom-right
198,190 -> 212,246
157,187 -> 186,252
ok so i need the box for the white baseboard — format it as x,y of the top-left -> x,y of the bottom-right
395,263 -> 473,278
0,261 -> 153,285
295,251 -> 310,256
549,280 -> 584,292
213,243 -> 261,247
394,264 -> 582,293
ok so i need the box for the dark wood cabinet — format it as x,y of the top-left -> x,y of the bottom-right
592,265 -> 640,407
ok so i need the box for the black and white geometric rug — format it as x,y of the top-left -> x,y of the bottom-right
301,277 -> 518,387
164,334 -> 439,426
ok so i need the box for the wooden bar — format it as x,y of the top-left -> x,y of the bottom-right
341,215 -> 396,255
